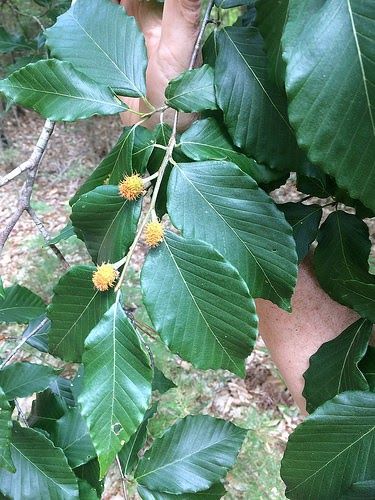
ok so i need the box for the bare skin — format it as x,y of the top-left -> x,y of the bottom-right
119,0 -> 359,414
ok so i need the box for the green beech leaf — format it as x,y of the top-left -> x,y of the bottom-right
74,459 -> 103,499
255,0 -> 289,88
118,404 -> 157,475
168,161 -> 298,310
215,26 -> 303,171
0,285 -> 45,324
0,387 -> 14,473
303,319 -> 373,413
0,27 -> 35,53
314,211 -> 375,322
277,202 -> 322,263
283,0 -> 375,211
135,415 -> 247,494
138,482 -> 226,500
152,368 -> 176,395
0,362 -> 59,400
166,65 -> 217,112
142,232 -> 257,376
70,126 -> 154,205
46,0 -> 147,97
146,124 -> 190,217
343,481 -> 375,499
215,0 -> 252,7
281,391 -> 375,499
48,265 -> 115,362
77,478 -> 99,500
23,314 -> 50,353
339,281 -> 375,323
0,60 -> 127,121
360,346 -> 375,392
79,302 -> 152,477
47,222 -> 76,246
0,277 -> 4,300
71,186 -> 142,264
29,377 -> 75,434
50,408 -> 96,468
0,423 -> 79,499
179,117 -> 287,188
296,162 -> 333,199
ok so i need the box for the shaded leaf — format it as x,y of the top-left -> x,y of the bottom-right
135,415 -> 246,494
168,161 -> 298,310
215,26 -> 303,170
255,0 -> 289,88
118,403 -> 157,475
166,65 -> 217,112
0,423 -> 79,499
179,117 -> 287,188
0,27 -> 35,53
152,368 -> 176,395
0,60 -> 127,121
314,211 -> 375,322
142,232 -> 257,376
296,162 -> 332,199
48,265 -> 115,362
0,362 -> 59,400
71,185 -> 141,264
138,482 -> 226,500
277,202 -> 322,263
47,222 -> 75,246
343,481 -> 375,499
79,302 -> 152,477
23,314 -> 50,353
70,126 -> 154,205
50,407 -> 96,468
359,346 -> 375,392
303,319 -> 372,413
74,459 -> 103,500
215,0 -> 252,7
0,285 -> 45,324
281,391 -> 375,499
283,0 -> 375,211
0,277 -> 4,300
46,0 -> 147,97
0,387 -> 14,473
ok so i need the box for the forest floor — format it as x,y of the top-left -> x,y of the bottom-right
0,110 -> 302,499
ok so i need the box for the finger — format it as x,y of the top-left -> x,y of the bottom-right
159,0 -> 201,71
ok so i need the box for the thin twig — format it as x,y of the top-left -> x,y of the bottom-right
0,119 -> 55,254
114,112 -> 178,291
26,207 -> 69,269
0,119 -> 55,187
116,455 -> 128,500
0,317 -> 49,370
189,0 -> 216,70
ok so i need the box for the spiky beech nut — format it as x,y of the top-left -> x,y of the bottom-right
92,263 -> 119,292
145,221 -> 164,248
118,174 -> 144,200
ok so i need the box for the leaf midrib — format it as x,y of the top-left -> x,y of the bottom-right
177,165 -> 285,303
346,0 -> 375,136
137,431 -> 235,480
222,27 -> 293,133
289,422 -> 375,493
164,238 -> 241,372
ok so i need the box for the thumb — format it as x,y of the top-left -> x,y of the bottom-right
159,0 -> 201,72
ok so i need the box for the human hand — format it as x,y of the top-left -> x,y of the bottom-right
120,0 -> 201,128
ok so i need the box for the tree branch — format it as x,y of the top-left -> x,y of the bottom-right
26,206 -> 70,269
0,119 -> 55,187
0,119 -> 55,254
